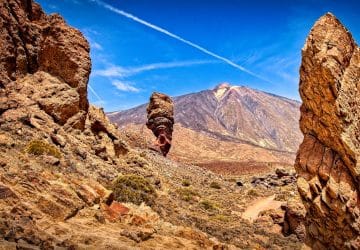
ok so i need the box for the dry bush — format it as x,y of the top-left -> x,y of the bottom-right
210,181 -> 221,189
199,200 -> 218,211
25,140 -> 61,158
176,188 -> 199,202
181,179 -> 191,187
112,174 -> 156,206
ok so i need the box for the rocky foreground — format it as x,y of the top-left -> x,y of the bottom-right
295,13 -> 360,249
0,0 -> 305,249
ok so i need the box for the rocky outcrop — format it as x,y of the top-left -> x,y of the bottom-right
295,13 -> 360,249
146,92 -> 174,156
0,0 -> 90,128
251,168 -> 296,188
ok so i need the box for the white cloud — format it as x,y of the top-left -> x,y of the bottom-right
93,59 -> 216,78
93,60 -> 216,94
91,41 -> 103,50
48,4 -> 58,10
81,28 -> 103,51
82,27 -> 101,36
93,66 -> 127,78
83,36 -> 103,51
111,80 -> 140,92
69,0 -> 80,4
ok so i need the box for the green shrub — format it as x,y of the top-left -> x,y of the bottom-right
26,140 -> 61,158
199,200 -> 218,211
210,181 -> 221,189
177,188 -> 199,202
181,179 -> 191,187
111,174 -> 156,206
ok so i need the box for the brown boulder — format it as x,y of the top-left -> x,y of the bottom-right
295,13 -> 360,248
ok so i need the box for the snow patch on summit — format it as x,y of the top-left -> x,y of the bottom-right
213,82 -> 231,100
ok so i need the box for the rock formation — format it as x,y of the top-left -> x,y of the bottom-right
146,92 -> 174,156
251,168 -> 296,188
295,13 -> 360,249
0,0 -> 90,128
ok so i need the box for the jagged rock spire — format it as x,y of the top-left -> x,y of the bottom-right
146,92 -> 174,156
295,12 -> 360,249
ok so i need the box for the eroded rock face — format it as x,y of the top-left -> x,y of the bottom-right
295,13 -> 360,249
146,92 -> 174,156
0,0 -> 90,127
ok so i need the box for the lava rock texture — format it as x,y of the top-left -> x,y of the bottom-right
146,92 -> 174,156
295,13 -> 360,249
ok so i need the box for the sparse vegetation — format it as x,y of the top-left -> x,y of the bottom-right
25,140 -> 61,158
247,188 -> 259,197
176,188 -> 199,202
112,174 -> 156,206
125,153 -> 149,168
181,179 -> 191,187
199,200 -> 218,211
210,181 -> 221,189
211,214 -> 230,222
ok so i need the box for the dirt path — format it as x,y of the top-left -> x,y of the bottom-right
242,195 -> 283,222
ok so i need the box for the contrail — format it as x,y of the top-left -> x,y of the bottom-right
88,84 -> 104,104
92,0 -> 271,84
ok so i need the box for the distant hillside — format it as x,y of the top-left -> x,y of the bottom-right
108,83 -> 302,153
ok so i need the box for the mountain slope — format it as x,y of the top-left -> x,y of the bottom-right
108,83 -> 302,154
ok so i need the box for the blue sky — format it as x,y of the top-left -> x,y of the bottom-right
37,0 -> 360,111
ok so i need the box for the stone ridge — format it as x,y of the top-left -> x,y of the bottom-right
295,12 -> 360,249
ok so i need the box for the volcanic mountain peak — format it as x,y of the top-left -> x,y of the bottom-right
214,82 -> 231,90
213,82 -> 231,100
213,82 -> 248,100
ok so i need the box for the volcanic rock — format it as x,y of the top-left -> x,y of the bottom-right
146,92 -> 174,156
0,0 -> 90,128
282,197 -> 306,241
251,168 -> 296,188
295,13 -> 360,249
